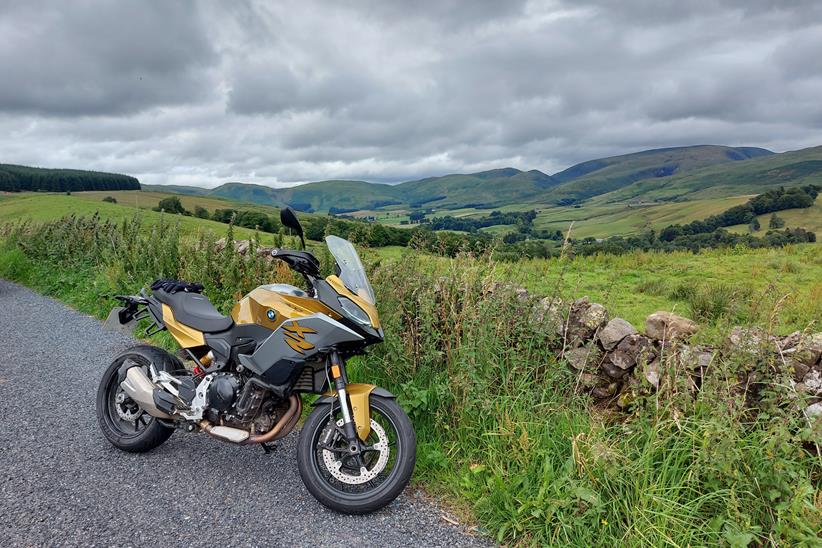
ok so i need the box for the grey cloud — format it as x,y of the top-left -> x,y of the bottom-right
0,0 -> 821,186
0,0 -> 218,116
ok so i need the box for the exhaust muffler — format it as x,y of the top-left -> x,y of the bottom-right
118,361 -> 174,419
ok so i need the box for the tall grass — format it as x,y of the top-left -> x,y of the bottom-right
0,213 -> 299,315
357,253 -> 821,545
1,215 -> 820,545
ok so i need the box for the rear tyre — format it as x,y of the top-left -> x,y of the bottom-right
297,395 -> 416,514
96,344 -> 179,453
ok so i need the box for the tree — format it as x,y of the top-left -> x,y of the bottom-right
408,210 -> 426,223
155,196 -> 187,215
748,218 -> 760,232
194,205 -> 210,219
368,223 -> 390,247
769,213 -> 785,229
235,211 -> 274,232
212,208 -> 238,223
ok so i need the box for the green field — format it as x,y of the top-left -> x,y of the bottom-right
0,193 -> 286,243
376,194 -> 820,240
532,195 -> 755,238
727,197 -> 822,235
77,189 -> 278,214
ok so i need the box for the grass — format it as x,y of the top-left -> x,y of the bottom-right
372,243 -> 822,335
531,196 -> 755,239
727,198 -> 822,236
1,212 -> 821,546
0,193 -> 283,243
494,244 -> 822,334
76,189 -> 280,215
355,252 -> 822,545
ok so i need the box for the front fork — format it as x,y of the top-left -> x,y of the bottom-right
326,352 -> 364,459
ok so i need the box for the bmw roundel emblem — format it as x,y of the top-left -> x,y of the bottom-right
266,309 -> 276,321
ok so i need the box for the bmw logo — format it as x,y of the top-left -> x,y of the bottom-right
266,309 -> 276,321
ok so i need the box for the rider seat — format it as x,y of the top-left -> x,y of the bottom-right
153,289 -> 233,333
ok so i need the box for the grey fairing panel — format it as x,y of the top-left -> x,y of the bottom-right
238,314 -> 364,385
204,324 -> 272,362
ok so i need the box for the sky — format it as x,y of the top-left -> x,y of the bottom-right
1,0 -> 821,188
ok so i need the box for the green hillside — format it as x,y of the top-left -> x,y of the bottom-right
278,180 -> 402,212
6,143 -> 815,243
597,145 -> 822,203
548,145 -> 773,203
0,193 -> 284,243
207,182 -> 283,206
395,168 -> 558,209
194,169 -> 562,212
143,144 -> 793,212
140,183 -> 210,196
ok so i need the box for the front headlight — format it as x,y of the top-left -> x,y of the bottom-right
338,297 -> 371,327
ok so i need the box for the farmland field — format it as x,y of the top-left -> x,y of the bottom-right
0,193 -> 283,243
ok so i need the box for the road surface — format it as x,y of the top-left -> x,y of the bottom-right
0,280 -> 488,547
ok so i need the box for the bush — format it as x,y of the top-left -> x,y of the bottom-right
102,196 -> 117,204
769,213 -> 786,229
156,196 -> 187,215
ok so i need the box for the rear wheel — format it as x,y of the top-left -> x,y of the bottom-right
297,396 -> 416,514
96,345 -> 178,453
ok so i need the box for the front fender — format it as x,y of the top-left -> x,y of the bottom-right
313,384 -> 396,440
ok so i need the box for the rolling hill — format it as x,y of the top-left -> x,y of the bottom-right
141,144 -> 794,212
547,145 -> 773,203
594,145 -> 822,203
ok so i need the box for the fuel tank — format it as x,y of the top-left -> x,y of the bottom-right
231,284 -> 342,331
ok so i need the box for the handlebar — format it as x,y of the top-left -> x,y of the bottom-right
270,249 -> 321,296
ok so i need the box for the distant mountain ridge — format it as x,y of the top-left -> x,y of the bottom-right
137,143 -> 820,214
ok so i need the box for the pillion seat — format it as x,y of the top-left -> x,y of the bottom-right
153,289 -> 233,333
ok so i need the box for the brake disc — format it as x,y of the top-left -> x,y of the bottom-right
322,419 -> 390,485
114,391 -> 141,421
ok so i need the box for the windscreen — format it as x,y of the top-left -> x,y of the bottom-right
325,235 -> 376,304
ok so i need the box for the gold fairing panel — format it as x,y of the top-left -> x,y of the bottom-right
161,304 -> 205,348
325,383 -> 376,440
325,275 -> 381,329
232,286 -> 342,330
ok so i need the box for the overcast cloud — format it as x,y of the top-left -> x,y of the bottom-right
1,0 -> 821,187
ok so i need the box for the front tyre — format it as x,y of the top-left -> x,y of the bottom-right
297,395 -> 416,514
96,345 -> 178,453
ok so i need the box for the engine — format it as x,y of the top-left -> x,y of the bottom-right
206,374 -> 241,413
203,374 -> 289,434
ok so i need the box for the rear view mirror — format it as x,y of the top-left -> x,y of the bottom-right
280,207 -> 306,249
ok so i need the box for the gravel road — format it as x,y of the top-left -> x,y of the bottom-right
0,280 -> 489,547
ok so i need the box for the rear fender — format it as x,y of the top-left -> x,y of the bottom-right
314,385 -> 396,440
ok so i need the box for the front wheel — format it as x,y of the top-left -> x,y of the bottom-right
297,395 -> 416,514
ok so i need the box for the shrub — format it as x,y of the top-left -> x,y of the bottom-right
156,196 -> 187,215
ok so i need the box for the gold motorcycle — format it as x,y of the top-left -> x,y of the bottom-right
96,207 -> 416,514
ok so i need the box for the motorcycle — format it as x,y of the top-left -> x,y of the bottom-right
96,207 -> 416,514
